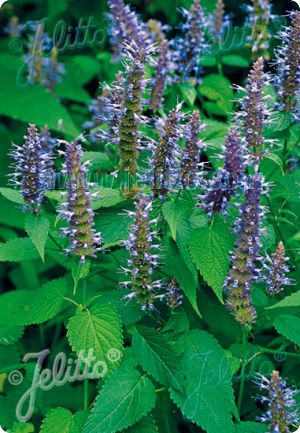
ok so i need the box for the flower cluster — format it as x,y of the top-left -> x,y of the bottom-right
263,242 -> 294,295
256,371 -> 299,433
151,105 -> 185,198
166,278 -> 184,310
59,139 -> 102,263
9,124 -> 52,214
245,0 -> 272,59
122,197 -> 162,311
211,0 -> 227,43
224,172 -> 265,326
274,11 -> 300,117
149,38 -> 171,112
173,0 -> 207,80
202,130 -> 245,216
179,110 -> 206,188
236,57 -> 271,160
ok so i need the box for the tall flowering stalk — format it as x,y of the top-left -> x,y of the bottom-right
256,371 -> 299,433
174,0 -> 207,80
237,57 -> 271,160
202,130 -> 245,216
9,124 -> 52,214
246,0 -> 272,59
152,105 -> 184,198
212,0 -> 226,42
166,278 -> 183,310
224,173 -> 265,326
123,197 -> 162,311
263,242 -> 294,295
150,38 -> 171,112
179,110 -> 206,188
274,11 -> 300,117
59,139 -> 102,263
108,0 -> 149,55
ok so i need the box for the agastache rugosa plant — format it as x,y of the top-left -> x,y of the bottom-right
224,172 -> 265,326
9,124 -> 52,214
149,38 -> 171,112
123,197 -> 162,311
237,57 -> 271,160
274,11 -> 300,117
246,0 -> 272,59
174,0 -> 207,80
166,278 -> 184,310
256,371 -> 299,433
179,110 -> 206,188
152,104 -> 184,198
263,242 -> 294,295
212,0 -> 226,42
202,130 -> 245,216
59,139 -> 102,263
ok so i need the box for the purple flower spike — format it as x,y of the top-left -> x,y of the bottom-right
264,242 -> 294,295
246,0 -> 272,59
9,124 -> 52,214
256,371 -> 299,433
59,139 -> 102,263
123,197 -> 162,311
166,278 -> 184,310
150,38 -> 171,112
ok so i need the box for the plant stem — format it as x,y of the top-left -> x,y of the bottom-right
237,328 -> 249,413
84,378 -> 89,411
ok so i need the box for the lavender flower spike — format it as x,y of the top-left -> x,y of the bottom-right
246,0 -> 272,59
166,278 -> 184,310
9,124 -> 52,214
224,172 -> 265,326
202,130 -> 245,216
264,242 -> 294,295
59,139 -> 102,262
256,371 -> 299,433
212,0 -> 226,42
174,0 -> 207,80
237,57 -> 271,160
123,197 -> 162,311
152,104 -> 185,198
274,11 -> 300,116
179,110 -> 206,188
150,38 -> 171,112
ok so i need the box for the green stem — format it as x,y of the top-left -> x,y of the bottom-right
257,346 -> 300,359
84,378 -> 89,411
237,328 -> 249,413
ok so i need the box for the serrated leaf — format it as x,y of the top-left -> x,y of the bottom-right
266,291 -> 300,309
274,314 -> 300,346
132,326 -> 183,390
222,55 -> 249,68
25,215 -> 50,262
11,421 -> 35,433
0,187 -> 24,205
235,422 -> 267,433
67,303 -> 123,372
0,277 -> 68,326
92,188 -> 124,210
40,408 -> 88,433
162,199 -> 191,241
170,330 -> 236,433
0,238 -> 40,262
264,153 -> 284,175
72,261 -> 91,294
0,325 -> 24,345
177,82 -> 197,106
188,221 -> 234,302
198,74 -> 233,115
81,152 -> 113,172
124,416 -> 158,433
83,364 -> 156,433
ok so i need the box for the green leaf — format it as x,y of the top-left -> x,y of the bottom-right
56,80 -> 91,103
188,221 -> 234,302
235,422 -> 267,433
0,325 -> 24,345
83,364 -> 156,433
0,277 -> 68,326
274,314 -> 300,346
0,238 -> 40,262
92,188 -> 125,210
25,215 -> 50,262
263,153 -> 284,175
64,56 -> 101,86
71,261 -> 91,294
270,111 -> 293,132
132,326 -> 183,390
95,208 -> 131,243
198,74 -> 234,115
177,83 -> 197,107
81,152 -> 113,172
162,199 -> 190,241
170,330 -> 236,433
67,303 -> 123,372
41,408 -> 88,433
222,55 -> 250,68
124,416 -> 158,433
11,421 -> 35,433
266,291 -> 300,309
0,187 -> 24,205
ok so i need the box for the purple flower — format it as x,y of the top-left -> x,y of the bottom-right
179,110 -> 206,188
173,0 -> 207,80
166,278 -> 184,310
211,0 -> 229,43
263,242 -> 294,295
59,139 -> 102,262
224,172 -> 265,326
245,0 -> 272,59
274,11 -> 300,117
256,371 -> 299,433
122,197 -> 162,311
150,38 -> 171,112
202,130 -> 245,216
9,124 -> 52,214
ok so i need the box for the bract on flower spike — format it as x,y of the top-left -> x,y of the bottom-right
256,371 -> 299,433
122,196 -> 163,311
59,138 -> 102,263
9,124 -> 52,214
224,172 -> 266,326
274,11 -> 300,117
263,241 -> 294,295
